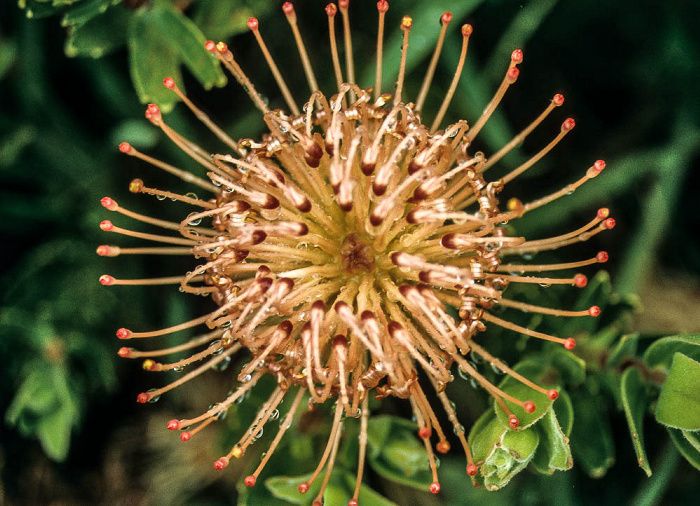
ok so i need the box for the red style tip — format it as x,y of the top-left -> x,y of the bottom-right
244,475 -> 257,487
506,67 -> 519,83
547,389 -> 559,401
348,500 -> 359,506
247,17 -> 259,30
99,220 -> 113,231
326,3 -> 337,16
552,93 -> 565,106
282,2 -> 294,16
462,24 -> 473,37
436,440 -> 451,453
562,118 -> 576,131
430,482 -> 441,494
118,142 -> 132,153
338,0 -> 349,9
100,196 -> 117,210
377,0 -> 388,13
116,328 -> 131,339
418,427 -> 432,439
136,392 -> 150,404
180,432 -> 191,442
511,49 -> 524,64
597,251 -> 609,263
99,275 -> 114,286
604,218 -> 616,229
574,274 -> 588,288
589,306 -> 601,317
298,482 -> 310,494
163,77 -> 175,89
509,415 -> 520,428
96,245 -> 110,256
441,11 -> 453,24
597,207 -> 610,220
564,338 -> 577,350
523,401 -> 536,414
117,347 -> 132,358
594,159 -> 606,172
214,457 -> 229,470
467,463 -> 478,476
166,419 -> 180,431
205,40 -> 216,52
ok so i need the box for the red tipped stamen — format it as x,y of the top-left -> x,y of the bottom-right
523,401 -> 536,414
509,415 -> 519,428
436,440 -> 450,453
604,218 -> 616,229
589,306 -> 601,317
562,118 -> 576,131
597,208 -> 610,220
136,392 -> 150,404
180,432 -> 191,442
214,457 -> 229,470
205,40 -> 216,52
441,11 -> 453,24
511,49 -> 523,64
99,220 -> 113,231
163,77 -> 175,89
99,275 -> 114,286
547,389 -> 559,401
116,328 -> 131,339
574,274 -> 588,288
298,482 -> 310,494
166,419 -> 180,431
326,3 -> 337,16
553,93 -> 565,106
118,142 -> 132,154
418,426 -> 431,439
430,482 -> 441,494
117,347 -> 132,358
377,0 -> 388,13
564,338 -> 577,350
593,159 -> 606,173
244,475 -> 257,487
467,464 -> 478,476
597,251 -> 609,263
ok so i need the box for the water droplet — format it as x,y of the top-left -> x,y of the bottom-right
156,194 -> 166,201
457,367 -> 471,381
453,424 -> 465,435
146,388 -> 160,403
173,366 -> 185,372
214,356 -> 231,370
269,409 -> 280,422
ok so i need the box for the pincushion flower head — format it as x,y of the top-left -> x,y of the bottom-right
99,1 -> 613,501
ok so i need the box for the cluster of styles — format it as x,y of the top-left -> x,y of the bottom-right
99,1 -> 613,502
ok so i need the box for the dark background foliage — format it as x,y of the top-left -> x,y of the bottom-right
1,0 -> 699,505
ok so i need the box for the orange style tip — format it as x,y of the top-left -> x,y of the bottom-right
231,446 -> 244,458
564,338 -> 577,350
562,118 -> 576,131
136,392 -> 150,404
180,432 -> 191,442
597,251 -> 609,263
377,0 -> 388,13
244,475 -> 257,487
141,359 -> 155,370
99,220 -> 113,231
594,159 -> 606,172
430,482 -> 441,494
118,141 -> 132,153
147,103 -> 160,116
216,41 -> 228,53
552,93 -> 565,106
166,419 -> 180,431
116,328 -> 131,340
348,500 -> 359,506
205,40 -> 216,52
99,275 -> 114,286
418,427 -> 432,440
298,482 -> 310,494
511,49 -> 524,64
508,416 -> 520,429
101,196 -> 117,210
467,463 -> 478,476
129,179 -> 144,193
247,17 -> 259,30
436,440 -> 451,453
326,3 -> 337,16
506,67 -> 519,83
441,11 -> 453,24
117,347 -> 132,358
214,457 -> 229,470
604,218 -> 616,229
523,401 -> 536,414
589,305 -> 601,317
312,501 -> 323,506
547,389 -> 559,401
574,274 -> 588,287
597,207 -> 610,220
401,15 -> 413,30
282,2 -> 294,16
461,24 -> 473,37
338,0 -> 349,9
96,245 -> 108,256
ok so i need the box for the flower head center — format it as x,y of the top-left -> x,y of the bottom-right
338,233 -> 375,275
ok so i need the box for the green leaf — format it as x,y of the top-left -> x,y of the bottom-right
64,3 -> 129,58
192,0 -> 275,42
366,415 -> 431,490
61,0 -> 110,26
644,334 -> 700,369
548,347 -> 586,385
553,389 -> 574,437
494,360 -> 552,430
607,333 -> 640,368
265,472 -> 318,504
531,408 -> 573,474
667,428 -> 700,471
36,398 -> 75,461
655,352 -> 700,431
570,390 -> 615,478
620,367 -> 653,476
0,38 -> 18,80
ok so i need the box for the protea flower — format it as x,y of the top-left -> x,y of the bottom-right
99,1 -> 613,502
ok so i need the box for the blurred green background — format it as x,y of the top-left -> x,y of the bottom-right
1,0 -> 699,505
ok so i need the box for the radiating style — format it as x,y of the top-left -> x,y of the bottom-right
99,1 -> 612,501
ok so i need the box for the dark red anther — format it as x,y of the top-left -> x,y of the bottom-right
564,338 -> 576,350
418,427 -> 432,439
180,432 -> 191,442
282,2 -> 294,16
547,389 -> 559,401
298,482 -> 310,494
597,251 -> 609,263
467,463 -> 478,476
552,93 -> 565,106
348,500 -> 359,506
562,118 -> 576,131
205,40 -> 216,52
604,218 -> 616,229
338,0 -> 349,9
506,67 -> 519,83
136,392 -> 150,404
523,401 -> 536,413
244,475 -> 257,487
214,457 -> 229,470
509,415 -> 519,428
436,440 -> 450,453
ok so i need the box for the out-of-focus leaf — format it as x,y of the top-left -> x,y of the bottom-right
366,415 -> 431,490
494,360 -> 552,430
570,390 -> 615,478
0,39 -> 18,80
110,118 -> 161,150
644,334 -> 700,369
668,428 -> 700,471
620,366 -> 652,476
531,408 -> 573,474
65,3 -> 129,58
655,353 -> 700,431
265,472 -> 318,504
553,389 -> 574,437
61,0 -> 111,26
192,0 -> 275,42
0,125 -> 37,168
19,0 -> 64,18
607,333 -> 639,368
548,347 -> 586,385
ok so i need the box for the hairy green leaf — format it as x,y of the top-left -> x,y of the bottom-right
621,366 -> 652,476
655,352 -> 700,431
